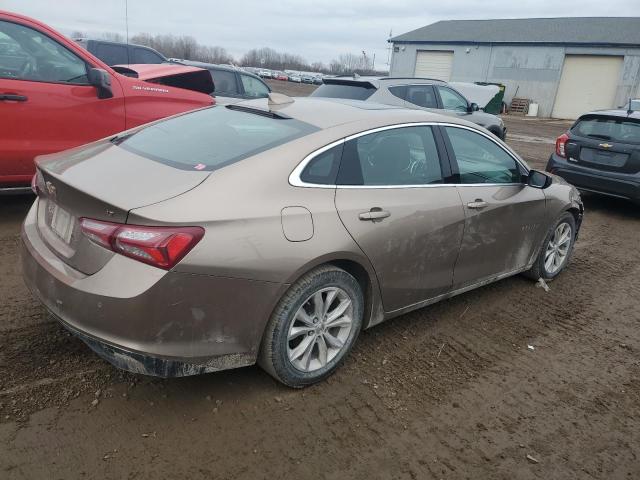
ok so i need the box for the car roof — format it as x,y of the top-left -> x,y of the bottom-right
579,109 -> 640,121
328,76 -> 447,88
177,60 -> 263,80
236,96 -> 477,130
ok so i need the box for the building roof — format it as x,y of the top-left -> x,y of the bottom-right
390,17 -> 640,47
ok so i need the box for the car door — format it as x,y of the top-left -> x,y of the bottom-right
334,125 -> 466,312
441,125 -> 547,289
0,19 -> 125,186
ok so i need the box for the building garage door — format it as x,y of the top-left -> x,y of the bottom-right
552,55 -> 623,119
414,50 -> 453,81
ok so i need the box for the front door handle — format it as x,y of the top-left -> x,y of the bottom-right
467,199 -> 488,209
0,94 -> 28,102
359,207 -> 391,222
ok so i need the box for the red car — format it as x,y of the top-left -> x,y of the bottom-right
0,11 -> 215,192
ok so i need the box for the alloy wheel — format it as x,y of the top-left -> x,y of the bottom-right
287,287 -> 354,372
544,222 -> 572,275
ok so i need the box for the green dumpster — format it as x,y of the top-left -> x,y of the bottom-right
475,82 -> 505,114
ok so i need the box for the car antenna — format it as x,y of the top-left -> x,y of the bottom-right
268,93 -> 294,108
125,0 -> 130,66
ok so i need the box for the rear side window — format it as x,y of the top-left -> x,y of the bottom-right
311,82 -> 376,101
338,126 -> 443,186
406,85 -> 438,108
300,144 -> 343,184
572,117 -> 640,144
388,85 -> 407,100
93,42 -> 128,66
132,47 -> 164,64
117,106 -> 318,171
445,127 -> 520,184
210,69 -> 239,95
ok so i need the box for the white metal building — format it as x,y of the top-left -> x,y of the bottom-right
389,17 -> 640,118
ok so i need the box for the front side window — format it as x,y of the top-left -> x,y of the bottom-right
437,86 -> 468,111
117,106 -> 318,171
405,85 -> 438,108
240,74 -> 269,98
338,126 -> 443,186
210,69 -> 239,95
0,20 -> 88,83
445,127 -> 521,184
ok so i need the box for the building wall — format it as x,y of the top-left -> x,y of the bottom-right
390,43 -> 640,117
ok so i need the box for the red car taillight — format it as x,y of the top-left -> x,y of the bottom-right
80,218 -> 204,270
555,133 -> 569,158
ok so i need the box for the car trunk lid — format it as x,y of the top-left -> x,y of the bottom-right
34,140 -> 210,274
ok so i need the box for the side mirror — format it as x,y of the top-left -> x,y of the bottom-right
467,102 -> 479,113
527,170 -> 552,189
87,68 -> 113,99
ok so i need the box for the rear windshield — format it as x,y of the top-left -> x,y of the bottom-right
572,116 -> 640,144
311,82 -> 376,101
117,106 -> 318,170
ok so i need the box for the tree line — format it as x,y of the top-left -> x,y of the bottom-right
70,31 -> 384,75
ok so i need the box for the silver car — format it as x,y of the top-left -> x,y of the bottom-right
311,76 -> 507,139
22,96 -> 582,387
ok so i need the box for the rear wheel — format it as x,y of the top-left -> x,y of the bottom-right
259,266 -> 363,387
524,212 -> 576,281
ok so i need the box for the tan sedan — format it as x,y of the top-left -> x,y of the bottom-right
22,95 -> 583,387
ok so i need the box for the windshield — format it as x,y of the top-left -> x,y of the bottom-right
572,116 -> 640,144
117,106 -> 318,170
311,82 -> 376,101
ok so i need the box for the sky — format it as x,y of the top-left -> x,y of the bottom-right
2,0 -> 639,67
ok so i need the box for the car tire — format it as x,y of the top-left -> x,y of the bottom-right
524,212 -> 576,281
258,265 -> 363,388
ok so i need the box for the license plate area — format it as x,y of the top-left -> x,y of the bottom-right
579,147 -> 628,168
50,204 -> 74,243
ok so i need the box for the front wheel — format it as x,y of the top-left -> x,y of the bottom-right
524,212 -> 576,281
258,266 -> 363,388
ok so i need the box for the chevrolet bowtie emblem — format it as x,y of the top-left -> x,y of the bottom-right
599,143 -> 613,149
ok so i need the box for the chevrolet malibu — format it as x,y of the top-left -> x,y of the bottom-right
22,96 -> 583,387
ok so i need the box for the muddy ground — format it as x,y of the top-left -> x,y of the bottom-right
1,82 -> 639,479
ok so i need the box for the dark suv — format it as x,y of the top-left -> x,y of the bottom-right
547,106 -> 640,204
75,39 -> 167,66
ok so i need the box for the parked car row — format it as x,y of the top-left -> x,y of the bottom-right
248,66 -> 324,84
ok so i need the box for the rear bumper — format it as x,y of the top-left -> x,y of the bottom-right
546,154 -> 640,202
21,201 -> 284,377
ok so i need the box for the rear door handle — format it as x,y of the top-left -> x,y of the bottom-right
359,208 -> 391,222
466,199 -> 488,209
0,94 -> 28,102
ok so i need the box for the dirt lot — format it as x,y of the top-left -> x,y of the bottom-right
1,83 -> 639,479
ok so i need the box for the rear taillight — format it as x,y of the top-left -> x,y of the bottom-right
80,218 -> 204,270
555,133 -> 569,158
